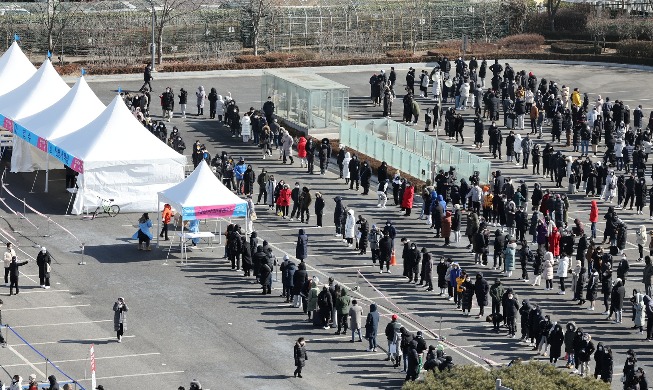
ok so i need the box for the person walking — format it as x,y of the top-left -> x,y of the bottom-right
36,247 -> 51,289
140,63 -> 153,92
113,297 -> 128,343
160,203 -> 173,241
365,303 -> 380,351
348,299 -> 364,342
293,337 -> 308,378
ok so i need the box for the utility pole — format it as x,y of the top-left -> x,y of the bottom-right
150,0 -> 156,71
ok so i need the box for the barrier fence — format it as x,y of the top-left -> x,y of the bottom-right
340,119 -> 492,184
1,325 -> 86,390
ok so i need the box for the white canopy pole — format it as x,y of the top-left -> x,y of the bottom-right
156,195 -> 160,248
44,154 -> 49,193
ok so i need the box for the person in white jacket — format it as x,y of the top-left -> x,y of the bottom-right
216,95 -> 226,122
513,134 -> 523,166
614,138 -> 624,170
342,152 -> 352,184
431,72 -> 441,100
635,225 -> 647,262
556,255 -> 569,295
600,170 -> 617,202
344,209 -> 356,247
241,114 -> 251,143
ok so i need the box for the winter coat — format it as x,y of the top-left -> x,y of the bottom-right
307,281 -> 320,312
342,153 -> 352,179
296,230 -> 308,260
297,137 -> 307,158
36,251 -> 51,279
441,211 -> 452,238
294,342 -> 308,367
195,86 -> 206,107
474,275 -> 489,306
113,301 -> 128,331
589,200 -> 599,223
549,228 -> 561,257
292,264 -> 308,296
634,293 -> 646,327
265,180 -> 276,205
344,210 -> 356,239
543,252 -> 555,280
365,304 -> 380,339
587,271 -> 599,301
556,256 -> 569,278
564,322 -> 576,353
349,304 -> 364,330
610,280 -> 625,310
281,132 -> 294,155
402,185 -> 415,209
548,325 -> 565,359
504,242 -> 516,271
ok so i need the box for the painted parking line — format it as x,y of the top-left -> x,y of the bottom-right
256,226 -> 334,232
77,371 -> 186,381
331,352 -> 387,360
3,304 -> 90,311
0,352 -> 161,369
308,335 -> 352,342
16,289 -> 70,294
11,319 -> 112,329
11,335 -> 136,347
227,287 -> 281,294
7,345 -> 46,379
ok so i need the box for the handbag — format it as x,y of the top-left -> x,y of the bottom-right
46,263 -> 51,273
250,213 -> 257,221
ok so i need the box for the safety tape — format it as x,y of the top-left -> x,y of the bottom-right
356,269 -> 500,367
1,183 -> 82,245
5,325 -> 86,390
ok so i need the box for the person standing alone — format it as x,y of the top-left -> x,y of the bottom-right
36,247 -> 51,289
293,337 -> 308,378
4,242 -> 15,286
113,297 -> 128,343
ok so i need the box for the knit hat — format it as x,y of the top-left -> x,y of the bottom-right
391,314 -> 398,321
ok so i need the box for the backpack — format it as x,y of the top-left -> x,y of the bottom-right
318,292 -> 329,308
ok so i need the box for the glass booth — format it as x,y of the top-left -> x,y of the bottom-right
261,69 -> 349,136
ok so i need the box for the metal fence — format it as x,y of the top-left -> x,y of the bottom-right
0,0 -> 509,67
340,118 -> 491,184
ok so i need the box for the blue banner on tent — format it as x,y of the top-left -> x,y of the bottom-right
12,121 -> 47,151
47,142 -> 84,173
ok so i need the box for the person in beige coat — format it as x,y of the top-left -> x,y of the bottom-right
349,299 -> 364,342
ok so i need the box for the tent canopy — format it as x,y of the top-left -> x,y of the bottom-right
17,76 -> 105,140
0,41 -> 36,96
0,59 -> 69,121
159,160 -> 247,221
49,95 -> 186,173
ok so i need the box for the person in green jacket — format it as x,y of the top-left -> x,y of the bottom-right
307,280 -> 319,323
411,98 -> 420,124
335,288 -> 351,335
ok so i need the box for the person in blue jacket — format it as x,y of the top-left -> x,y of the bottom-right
132,213 -> 153,251
233,157 -> 247,195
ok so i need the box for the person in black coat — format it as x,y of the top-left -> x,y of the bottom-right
378,233 -> 392,273
474,273 -> 489,317
279,255 -> 295,302
334,196 -> 345,236
348,156 -> 361,190
314,192 -> 325,227
241,236 -> 253,277
252,245 -> 267,282
405,243 -> 420,283
8,256 -> 29,296
518,300 -> 530,340
292,262 -> 308,309
296,229 -> 308,262
360,161 -> 372,195
317,286 -> 333,328
293,337 -> 308,378
357,216 -> 370,255
419,248 -> 433,291
609,278 -> 626,323
616,256 -> 630,286
502,290 -> 518,337
36,247 -> 51,288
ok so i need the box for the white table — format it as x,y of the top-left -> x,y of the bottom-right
176,231 -> 216,263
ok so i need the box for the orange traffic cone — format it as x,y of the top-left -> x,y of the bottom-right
390,249 -> 397,266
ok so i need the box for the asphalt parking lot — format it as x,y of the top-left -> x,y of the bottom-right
0,60 -> 651,389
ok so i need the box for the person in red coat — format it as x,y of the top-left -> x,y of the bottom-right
402,182 -> 415,216
589,200 -> 598,240
297,136 -> 307,168
441,211 -> 452,246
277,184 -> 292,219
549,226 -> 561,257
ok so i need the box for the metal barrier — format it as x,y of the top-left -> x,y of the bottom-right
340,118 -> 491,184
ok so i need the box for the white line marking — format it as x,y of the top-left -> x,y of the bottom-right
77,371 -> 185,381
6,345 -> 46,378
11,319 -> 112,328
15,289 -> 70,294
0,352 -> 161,368
331,352 -> 387,359
227,287 -> 281,294
3,304 -> 90,311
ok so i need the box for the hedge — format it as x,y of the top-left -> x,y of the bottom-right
550,42 -> 601,55
616,40 -> 653,58
497,34 -> 545,50
402,361 -> 611,390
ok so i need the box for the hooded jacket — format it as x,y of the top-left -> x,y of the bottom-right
344,209 -> 356,239
296,229 -> 308,260
365,303 -> 380,338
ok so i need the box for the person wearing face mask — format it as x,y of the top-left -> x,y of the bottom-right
36,246 -> 51,289
600,170 -> 617,203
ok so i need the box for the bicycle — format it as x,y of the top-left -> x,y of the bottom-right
92,196 -> 120,219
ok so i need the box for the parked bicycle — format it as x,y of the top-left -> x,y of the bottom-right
92,196 -> 120,219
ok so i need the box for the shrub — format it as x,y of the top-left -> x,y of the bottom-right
291,49 -> 317,61
616,39 -> 653,58
403,361 -> 611,390
498,33 -> 545,50
386,49 -> 414,58
550,42 -> 601,55
234,54 -> 260,64
263,52 -> 293,62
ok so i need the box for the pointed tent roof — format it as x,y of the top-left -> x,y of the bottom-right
17,76 -> 105,140
0,41 -> 37,96
0,59 -> 69,121
159,160 -> 247,220
49,95 -> 186,170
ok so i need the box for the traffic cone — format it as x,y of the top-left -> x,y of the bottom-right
390,249 -> 397,266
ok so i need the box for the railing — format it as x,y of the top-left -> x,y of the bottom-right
340,119 -> 491,184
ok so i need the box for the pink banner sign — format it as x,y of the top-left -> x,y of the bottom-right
70,157 -> 84,174
3,117 -> 13,133
37,137 -> 47,152
191,204 -> 237,219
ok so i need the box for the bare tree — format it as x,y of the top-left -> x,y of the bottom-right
241,0 -> 274,56
150,0 -> 203,65
34,0 -> 82,56
546,0 -> 562,32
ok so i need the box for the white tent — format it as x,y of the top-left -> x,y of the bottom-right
13,76 -> 106,191
159,160 -> 248,220
158,160 -> 248,255
0,59 -> 70,173
0,41 -> 37,97
49,95 -> 187,214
